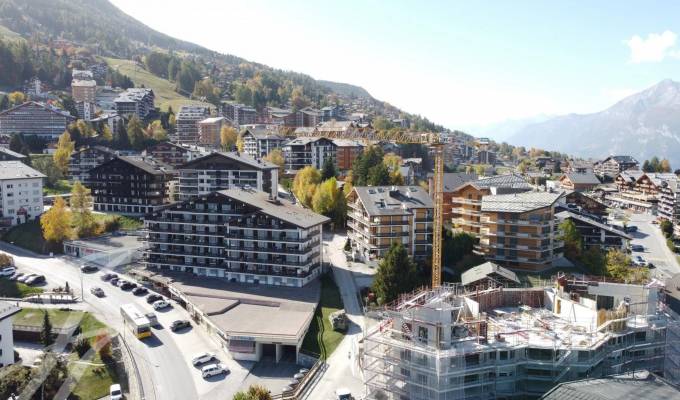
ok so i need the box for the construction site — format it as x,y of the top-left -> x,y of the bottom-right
362,275 -> 679,400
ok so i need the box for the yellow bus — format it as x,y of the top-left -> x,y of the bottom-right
120,303 -> 152,339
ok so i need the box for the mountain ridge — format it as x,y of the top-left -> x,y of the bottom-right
509,79 -> 680,166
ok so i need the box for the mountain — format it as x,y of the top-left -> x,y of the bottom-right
0,0 -> 445,132
509,79 -> 680,166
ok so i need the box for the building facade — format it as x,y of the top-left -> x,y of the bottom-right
594,155 -> 639,178
556,210 -> 631,250
478,191 -> 563,271
0,161 -> 45,226
176,105 -> 211,144
142,141 -> 204,168
114,88 -> 155,119
242,129 -> 286,159
362,279 -> 670,400
86,156 -> 173,216
282,137 -> 336,173
347,186 -> 433,261
333,139 -> 364,171
198,117 -> 226,148
0,301 -> 20,367
177,152 -> 278,201
0,101 -> 75,138
71,79 -> 97,103
222,101 -> 257,126
68,146 -> 117,183
140,187 -> 328,287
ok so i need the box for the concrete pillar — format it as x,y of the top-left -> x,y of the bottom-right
276,344 -> 283,363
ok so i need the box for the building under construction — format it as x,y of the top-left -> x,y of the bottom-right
362,276 -> 675,399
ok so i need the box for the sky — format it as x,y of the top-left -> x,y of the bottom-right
111,0 -> 680,135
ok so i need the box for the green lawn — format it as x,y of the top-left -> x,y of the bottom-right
93,213 -> 143,231
69,352 -> 118,400
44,179 -> 73,196
104,57 -> 213,112
0,279 -> 44,298
301,274 -> 345,360
14,308 -> 85,329
3,220 -> 49,254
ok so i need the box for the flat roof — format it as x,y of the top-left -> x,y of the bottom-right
170,277 -> 320,341
64,234 -> 142,252
0,161 -> 45,180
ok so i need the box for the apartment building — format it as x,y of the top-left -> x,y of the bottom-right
222,101 -> 257,126
362,279 -> 671,400
68,146 -> 117,183
0,101 -> 75,139
242,128 -> 286,159
140,187 -> 329,287
451,173 -> 532,235
198,117 -> 226,148
437,172 -> 477,223
558,172 -> 601,192
114,88 -> 155,119
594,155 -> 639,178
142,141 -> 205,168
177,152 -> 278,201
71,79 -> 97,103
0,301 -> 20,367
333,139 -> 364,171
556,210 -> 631,250
0,161 -> 45,226
346,186 -> 433,261
478,191 -> 563,271
658,179 -> 680,228
86,156 -> 173,216
296,107 -> 323,127
282,137 -> 336,173
175,105 -> 210,144
610,172 -> 677,213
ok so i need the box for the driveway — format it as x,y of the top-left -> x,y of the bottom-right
626,212 -> 680,279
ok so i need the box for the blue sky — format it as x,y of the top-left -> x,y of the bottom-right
111,0 -> 680,134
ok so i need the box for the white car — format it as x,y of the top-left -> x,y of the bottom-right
18,273 -> 37,283
335,388 -> 352,400
0,266 -> 16,277
191,352 -> 216,366
109,383 -> 123,400
201,363 -> 228,378
153,299 -> 170,310
633,255 -> 648,267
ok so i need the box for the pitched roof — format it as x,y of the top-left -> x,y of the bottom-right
638,172 -> 678,187
617,169 -> 645,183
179,151 -> 277,170
91,156 -> 173,176
481,191 -> 563,213
351,186 -> 433,216
0,161 -> 45,180
242,128 -> 285,141
331,139 -> 364,148
0,101 -> 75,119
555,210 -> 632,240
283,137 -> 335,147
469,173 -> 532,191
442,172 -> 477,192
562,172 -> 601,185
0,147 -> 26,159
218,187 -> 329,229
461,262 -> 520,286
540,371 -> 680,400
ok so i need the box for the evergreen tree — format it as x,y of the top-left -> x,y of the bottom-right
559,219 -> 582,260
41,311 -> 53,346
367,163 -> 390,186
372,243 -> 418,304
321,157 -> 337,180
126,116 -> 145,150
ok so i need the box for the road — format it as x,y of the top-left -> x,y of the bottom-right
0,242 -> 250,400
303,235 -> 368,400
626,212 -> 680,279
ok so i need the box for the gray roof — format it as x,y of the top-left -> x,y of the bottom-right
180,151 -> 278,170
562,172 -> 601,185
351,186 -> 433,216
461,262 -> 520,286
640,172 -> 678,188
555,211 -> 632,240
481,191 -> 563,213
0,161 -> 45,180
442,172 -> 477,192
331,139 -> 364,148
618,170 -> 645,183
463,173 -> 532,191
116,156 -> 174,175
540,371 -> 679,400
242,128 -> 285,141
0,147 -> 26,159
218,187 -> 329,229
114,88 -> 153,103
610,155 -> 638,164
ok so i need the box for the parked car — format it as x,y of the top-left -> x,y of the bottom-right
18,274 -> 37,283
170,319 -> 191,332
153,300 -> 170,310
631,244 -> 644,252
90,287 -> 105,297
132,287 -> 148,296
0,266 -> 16,277
120,281 -> 136,290
9,272 -> 23,281
633,255 -> 648,267
201,363 -> 227,378
109,383 -> 123,400
146,293 -> 163,304
80,264 -> 99,273
145,312 -> 159,327
625,225 -> 638,233
110,277 -> 120,286
25,275 -> 45,285
191,352 -> 216,366
335,388 -> 352,400
293,372 -> 306,380
101,273 -> 117,281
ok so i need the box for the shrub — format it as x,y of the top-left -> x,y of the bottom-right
0,253 -> 13,267
74,336 -> 91,357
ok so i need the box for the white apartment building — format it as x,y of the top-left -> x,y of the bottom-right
242,128 -> 286,159
363,276 -> 672,400
0,301 -> 20,366
282,137 -> 336,173
0,161 -> 45,226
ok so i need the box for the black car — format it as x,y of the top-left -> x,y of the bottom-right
109,277 -> 120,286
170,320 -> 191,332
101,273 -> 117,281
146,293 -> 163,304
132,287 -> 148,296
80,264 -> 99,273
119,281 -> 135,290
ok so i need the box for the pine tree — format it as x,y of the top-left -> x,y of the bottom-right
41,311 -> 53,346
372,243 -> 418,304
321,157 -> 337,180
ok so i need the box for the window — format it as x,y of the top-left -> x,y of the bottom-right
635,331 -> 646,342
418,326 -> 428,343
500,351 -> 508,360
400,368 -> 411,377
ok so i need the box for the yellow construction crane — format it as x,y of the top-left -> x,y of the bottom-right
295,130 -> 444,288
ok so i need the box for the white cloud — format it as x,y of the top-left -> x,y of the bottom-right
624,30 -> 680,63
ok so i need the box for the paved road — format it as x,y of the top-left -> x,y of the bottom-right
0,242 -> 249,400
303,235 -> 367,400
626,212 -> 680,280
